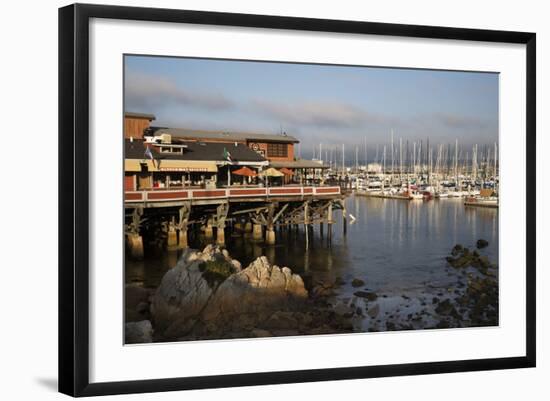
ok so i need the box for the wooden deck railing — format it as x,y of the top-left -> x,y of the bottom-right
124,186 -> 341,203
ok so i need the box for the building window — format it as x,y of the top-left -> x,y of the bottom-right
159,146 -> 183,154
267,143 -> 288,158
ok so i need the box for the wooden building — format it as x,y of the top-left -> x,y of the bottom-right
124,112 -> 156,139
149,127 -> 298,163
123,112 -> 343,255
149,126 -> 328,183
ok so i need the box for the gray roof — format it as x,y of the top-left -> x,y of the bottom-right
125,139 -> 267,163
270,159 -> 329,169
151,127 -> 299,144
125,111 -> 156,120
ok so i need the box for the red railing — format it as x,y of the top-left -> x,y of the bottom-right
124,186 -> 341,203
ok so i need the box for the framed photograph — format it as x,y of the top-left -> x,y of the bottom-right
58,3 -> 536,397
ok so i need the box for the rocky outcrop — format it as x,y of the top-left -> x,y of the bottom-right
125,320 -> 153,344
201,256 -> 307,322
125,285 -> 154,323
150,246 -> 308,340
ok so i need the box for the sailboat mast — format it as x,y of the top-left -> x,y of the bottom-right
390,129 -> 394,185
399,137 -> 403,184
455,139 -> 458,191
342,143 -> 345,174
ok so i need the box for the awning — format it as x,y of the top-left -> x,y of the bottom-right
125,159 -> 218,173
279,167 -> 294,175
154,160 -> 218,172
269,159 -> 329,169
124,159 -> 144,172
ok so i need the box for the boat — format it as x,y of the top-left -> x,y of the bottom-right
464,189 -> 498,208
464,196 -> 498,208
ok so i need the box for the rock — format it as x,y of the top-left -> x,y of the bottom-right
311,284 -> 334,298
307,324 -> 333,335
436,319 -> 450,329
125,320 -> 153,344
367,303 -> 380,318
270,329 -> 301,337
334,276 -> 345,286
451,244 -> 463,256
354,291 -> 378,301
296,312 -> 313,326
351,278 -> 365,287
476,239 -> 489,249
152,246 -> 312,337
263,311 -> 299,330
435,299 -> 456,316
230,259 -> 242,271
150,255 -> 215,336
251,328 -> 272,337
310,279 -> 337,298
333,303 -> 354,318
125,308 -> 144,323
136,301 -> 149,314
202,257 -> 308,322
125,285 -> 151,310
479,256 -> 491,269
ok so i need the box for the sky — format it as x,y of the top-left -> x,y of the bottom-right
124,55 -> 499,161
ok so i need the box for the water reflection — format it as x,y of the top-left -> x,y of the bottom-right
126,195 -> 498,295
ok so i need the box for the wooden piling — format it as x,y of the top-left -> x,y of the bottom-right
252,224 -> 263,241
178,229 -> 188,249
204,220 -> 214,239
342,200 -> 347,235
128,233 -> 144,260
167,219 -> 178,251
327,201 -> 333,241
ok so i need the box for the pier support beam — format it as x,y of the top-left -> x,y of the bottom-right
167,219 -> 178,251
252,224 -> 263,241
244,221 -> 253,238
266,203 -> 276,245
304,201 -> 310,249
176,202 -> 191,249
215,202 -> 229,245
204,219 -> 214,239
266,229 -> 276,245
216,227 -> 225,245
126,207 -> 144,259
178,229 -> 188,249
234,220 -> 243,236
327,201 -> 333,242
128,234 -> 144,260
341,199 -> 347,235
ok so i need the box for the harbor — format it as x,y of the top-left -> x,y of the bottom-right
122,57 -> 500,343
123,113 -> 499,341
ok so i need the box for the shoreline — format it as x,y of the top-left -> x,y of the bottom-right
125,241 -> 498,344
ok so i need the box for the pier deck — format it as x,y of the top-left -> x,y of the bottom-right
125,185 -> 342,208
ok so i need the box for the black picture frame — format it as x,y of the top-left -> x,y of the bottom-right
58,3 -> 536,397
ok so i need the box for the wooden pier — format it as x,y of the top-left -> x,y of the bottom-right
124,185 -> 346,258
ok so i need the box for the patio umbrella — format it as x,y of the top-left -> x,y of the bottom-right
279,167 -> 294,176
260,167 -> 284,188
261,167 -> 284,177
232,166 -> 258,177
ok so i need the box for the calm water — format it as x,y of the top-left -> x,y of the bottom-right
126,195 -> 498,298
